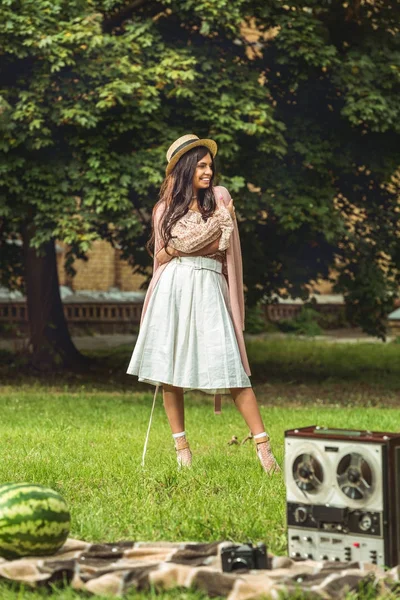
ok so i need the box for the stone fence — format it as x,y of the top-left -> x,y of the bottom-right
0,288 -> 348,336
0,288 -> 146,336
2,287 -> 398,337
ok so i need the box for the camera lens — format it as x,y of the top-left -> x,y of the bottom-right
231,558 -> 249,570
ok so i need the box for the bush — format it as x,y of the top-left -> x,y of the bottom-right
245,303 -> 279,334
0,348 -> 14,365
0,322 -> 21,338
316,307 -> 350,330
278,307 -> 322,337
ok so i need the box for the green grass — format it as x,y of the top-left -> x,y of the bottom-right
1,337 -> 400,598
1,393 -> 400,599
0,585 -> 220,600
246,337 -> 400,386
2,336 -> 400,394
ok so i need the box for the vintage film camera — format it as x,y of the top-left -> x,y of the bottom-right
221,542 -> 268,572
285,426 -> 400,567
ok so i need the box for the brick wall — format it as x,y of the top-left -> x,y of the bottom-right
56,240 -> 148,292
56,239 -> 336,295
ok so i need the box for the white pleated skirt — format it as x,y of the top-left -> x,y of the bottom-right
126,255 -> 251,394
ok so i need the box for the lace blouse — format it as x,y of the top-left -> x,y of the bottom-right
169,207 -> 234,276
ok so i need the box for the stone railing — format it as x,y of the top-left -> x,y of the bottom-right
0,302 -> 28,324
264,295 -> 345,322
1,289 -> 398,336
0,288 -> 146,335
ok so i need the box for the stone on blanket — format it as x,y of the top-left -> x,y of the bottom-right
0,483 -> 70,559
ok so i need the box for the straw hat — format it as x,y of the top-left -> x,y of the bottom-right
165,134 -> 218,175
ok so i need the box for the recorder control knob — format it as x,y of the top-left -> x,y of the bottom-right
359,514 -> 372,532
294,506 -> 308,523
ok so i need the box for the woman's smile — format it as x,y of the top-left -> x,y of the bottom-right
193,152 -> 213,191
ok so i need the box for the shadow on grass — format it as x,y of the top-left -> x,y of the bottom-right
246,339 -> 400,387
1,337 -> 400,403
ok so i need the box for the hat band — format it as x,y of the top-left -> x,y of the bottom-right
170,138 -> 199,160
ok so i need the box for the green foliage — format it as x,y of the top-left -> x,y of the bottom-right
0,321 -> 20,337
238,1 -> 400,338
278,306 -> 322,337
244,302 -> 269,334
1,0 -> 399,339
316,307 -> 350,331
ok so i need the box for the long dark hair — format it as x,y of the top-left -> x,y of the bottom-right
146,146 -> 217,258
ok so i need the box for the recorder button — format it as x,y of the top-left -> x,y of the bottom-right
294,507 -> 308,523
320,536 -> 330,543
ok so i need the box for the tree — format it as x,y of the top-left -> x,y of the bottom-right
1,0 -> 399,369
240,0 -> 400,339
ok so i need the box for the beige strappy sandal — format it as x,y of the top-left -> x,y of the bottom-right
255,434 -> 281,475
175,436 -> 192,468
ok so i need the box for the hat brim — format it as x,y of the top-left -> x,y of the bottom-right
166,139 -> 218,175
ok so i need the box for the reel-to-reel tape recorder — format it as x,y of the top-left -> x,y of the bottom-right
285,426 -> 400,567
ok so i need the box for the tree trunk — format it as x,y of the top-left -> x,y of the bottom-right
21,224 -> 86,370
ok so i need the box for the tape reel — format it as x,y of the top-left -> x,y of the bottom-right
336,451 -> 374,502
292,452 -> 324,494
285,441 -> 333,504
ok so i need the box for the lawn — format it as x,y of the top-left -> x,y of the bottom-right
0,337 -> 399,599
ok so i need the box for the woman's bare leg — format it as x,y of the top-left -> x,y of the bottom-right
162,383 -> 185,433
230,387 -> 265,435
230,386 -> 280,473
162,383 -> 192,466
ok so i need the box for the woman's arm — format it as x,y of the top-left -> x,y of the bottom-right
155,199 -> 236,265
169,206 -> 234,254
180,236 -> 222,257
156,236 -> 222,265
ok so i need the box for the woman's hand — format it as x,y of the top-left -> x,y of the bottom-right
156,246 -> 178,264
180,235 -> 222,257
227,198 -> 236,221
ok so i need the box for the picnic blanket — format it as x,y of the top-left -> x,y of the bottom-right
0,538 -> 399,598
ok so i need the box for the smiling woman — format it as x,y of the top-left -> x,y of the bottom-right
191,154 -> 213,197
126,134 -> 280,476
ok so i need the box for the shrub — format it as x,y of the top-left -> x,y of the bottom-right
278,307 -> 322,337
316,306 -> 350,330
245,303 -> 279,334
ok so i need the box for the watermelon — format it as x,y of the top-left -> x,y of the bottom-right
0,483 -> 70,559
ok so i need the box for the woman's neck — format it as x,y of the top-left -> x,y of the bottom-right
189,193 -> 200,211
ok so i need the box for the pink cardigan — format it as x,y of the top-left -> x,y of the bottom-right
140,185 -> 251,410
